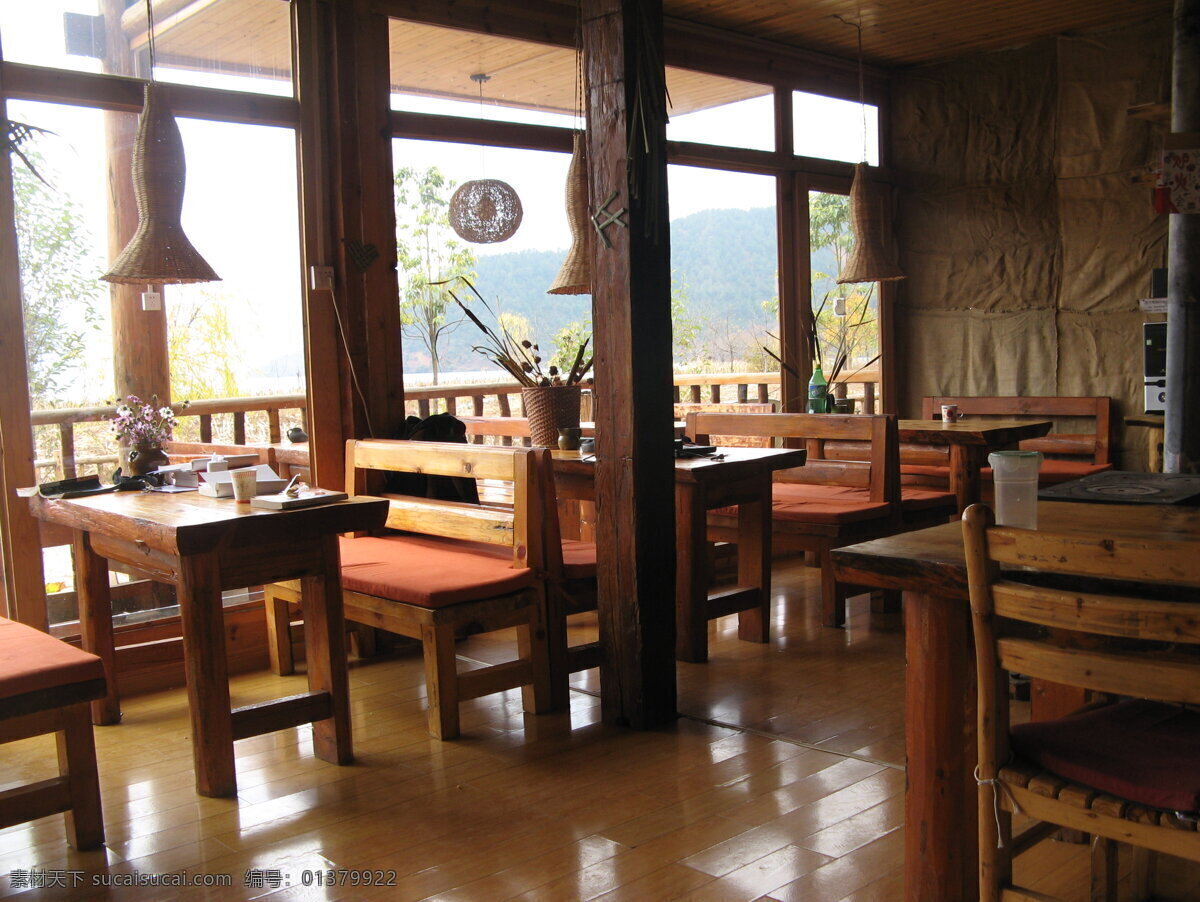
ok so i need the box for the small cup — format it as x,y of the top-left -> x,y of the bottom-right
558,426 -> 582,451
578,438 -> 595,456
941,404 -> 962,425
229,467 -> 257,503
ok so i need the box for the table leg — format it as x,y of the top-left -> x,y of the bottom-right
675,482 -> 710,663
72,532 -> 120,725
735,474 -> 771,643
177,553 -> 236,797
904,590 -> 977,902
948,444 -> 981,513
301,533 -> 353,765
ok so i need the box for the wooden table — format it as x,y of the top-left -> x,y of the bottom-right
25,488 -> 387,797
899,418 -> 1053,510
552,446 -> 807,662
831,501 -> 1200,902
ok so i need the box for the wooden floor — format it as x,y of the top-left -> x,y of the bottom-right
4,559 -> 1199,900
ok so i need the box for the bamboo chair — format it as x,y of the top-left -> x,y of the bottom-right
962,504 -> 1200,902
265,439 -> 554,740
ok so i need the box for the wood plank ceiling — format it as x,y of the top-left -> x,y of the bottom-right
130,0 -> 1171,114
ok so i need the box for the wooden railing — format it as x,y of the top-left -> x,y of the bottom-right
30,369 -> 882,481
404,369 -> 882,419
31,394 -> 307,480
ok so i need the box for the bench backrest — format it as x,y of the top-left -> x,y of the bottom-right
921,396 -> 1113,464
685,412 -> 898,504
345,439 -> 545,569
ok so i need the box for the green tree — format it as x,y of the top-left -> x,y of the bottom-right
394,166 -> 477,383
13,151 -> 103,405
550,316 -> 591,374
670,272 -> 704,366
168,290 -> 241,402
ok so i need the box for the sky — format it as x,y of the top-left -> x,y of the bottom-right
3,0 -> 877,398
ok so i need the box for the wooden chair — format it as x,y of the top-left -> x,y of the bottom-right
0,617 -> 107,849
962,504 -> 1200,902
686,412 -> 945,627
264,439 -> 554,739
905,396 -> 1115,489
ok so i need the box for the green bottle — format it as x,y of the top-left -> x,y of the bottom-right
806,362 -> 828,413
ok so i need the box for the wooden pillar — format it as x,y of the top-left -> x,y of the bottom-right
0,55 -> 47,626
774,87 -> 811,414
1165,0 -> 1200,473
777,172 -> 812,413
295,0 -> 404,488
102,0 -> 170,405
583,0 -> 677,728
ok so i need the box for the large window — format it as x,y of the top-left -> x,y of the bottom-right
794,90 -> 879,165
810,190 -> 880,402
666,68 -> 773,152
3,2 -> 305,633
668,166 -> 777,375
0,0 -> 293,95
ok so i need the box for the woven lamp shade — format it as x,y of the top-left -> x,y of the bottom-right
102,84 -> 219,285
547,133 -> 592,295
449,179 -> 523,244
837,163 -> 905,284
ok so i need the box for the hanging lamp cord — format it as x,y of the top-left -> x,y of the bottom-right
834,11 -> 869,164
144,0 -> 156,77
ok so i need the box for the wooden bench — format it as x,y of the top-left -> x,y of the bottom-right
0,617 -> 107,849
687,412 -> 955,628
264,439 -> 555,739
904,396 -> 1115,489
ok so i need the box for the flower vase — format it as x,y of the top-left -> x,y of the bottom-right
522,386 -> 582,448
123,441 -> 168,477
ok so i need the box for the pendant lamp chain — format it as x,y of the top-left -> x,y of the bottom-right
835,8 -> 906,285
546,0 -> 593,295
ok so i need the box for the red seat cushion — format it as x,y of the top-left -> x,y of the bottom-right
900,487 -> 957,512
338,534 -> 534,609
767,483 -> 890,525
1010,699 -> 1200,813
979,460 -> 1113,486
560,540 -> 597,579
0,617 -> 105,701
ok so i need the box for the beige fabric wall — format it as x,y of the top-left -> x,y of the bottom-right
891,17 -> 1171,468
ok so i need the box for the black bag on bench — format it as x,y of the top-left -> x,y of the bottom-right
384,413 -> 481,504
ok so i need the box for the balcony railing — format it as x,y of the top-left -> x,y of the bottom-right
30,369 -> 880,482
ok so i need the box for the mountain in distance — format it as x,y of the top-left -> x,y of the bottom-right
422,205 -> 780,373
259,206 -> 782,381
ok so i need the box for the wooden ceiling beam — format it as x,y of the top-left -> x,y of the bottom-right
373,0 -> 889,102
0,61 -> 298,127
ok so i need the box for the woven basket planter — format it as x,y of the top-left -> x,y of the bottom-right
522,386 -> 582,448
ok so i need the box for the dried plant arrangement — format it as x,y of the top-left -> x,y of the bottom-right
434,276 -> 594,388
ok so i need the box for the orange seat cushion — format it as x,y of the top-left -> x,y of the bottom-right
900,487 -> 957,512
339,534 -> 533,609
903,461 -> 1113,489
560,540 -> 597,579
0,617 -> 105,701
714,484 -> 890,526
980,460 -> 1113,486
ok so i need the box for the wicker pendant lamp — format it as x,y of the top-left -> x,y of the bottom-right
837,162 -> 904,284
547,132 -> 592,294
448,74 -> 523,245
102,1 -> 218,285
835,13 -> 904,286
